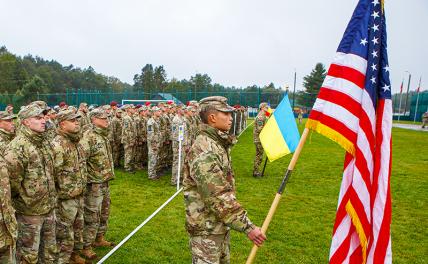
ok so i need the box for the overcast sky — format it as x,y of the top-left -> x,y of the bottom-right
0,0 -> 426,93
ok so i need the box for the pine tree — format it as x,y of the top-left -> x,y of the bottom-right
301,63 -> 326,107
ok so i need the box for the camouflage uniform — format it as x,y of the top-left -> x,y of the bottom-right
166,111 -> 174,169
121,109 -> 138,172
111,110 -> 124,167
51,110 -> 86,264
79,113 -> 115,250
0,157 -> 17,264
147,111 -> 162,179
140,115 -> 149,167
135,109 -> 148,169
158,114 -> 169,171
184,114 -> 195,147
4,104 -> 57,264
183,97 -> 255,264
230,110 -> 237,136
253,105 -> 268,177
77,110 -> 91,132
133,114 -> 144,169
45,118 -> 58,141
0,129 -> 14,155
171,114 -> 185,185
242,107 -> 248,130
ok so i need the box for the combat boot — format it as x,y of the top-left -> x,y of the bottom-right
94,235 -> 116,247
70,251 -> 86,264
81,247 -> 97,260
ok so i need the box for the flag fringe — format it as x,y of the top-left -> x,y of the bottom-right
346,201 -> 368,264
306,119 -> 355,156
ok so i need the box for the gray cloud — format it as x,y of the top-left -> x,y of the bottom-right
0,0 -> 426,93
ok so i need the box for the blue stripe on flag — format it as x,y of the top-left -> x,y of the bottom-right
273,94 -> 300,151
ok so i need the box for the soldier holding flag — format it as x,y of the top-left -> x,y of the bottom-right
252,102 -> 269,177
183,96 -> 266,264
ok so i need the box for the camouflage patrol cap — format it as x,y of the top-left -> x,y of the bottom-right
56,109 -> 81,123
151,106 -> 161,112
67,105 -> 78,112
30,100 -> 50,111
46,108 -> 56,115
89,109 -> 108,119
259,102 -> 268,109
18,104 -> 45,120
199,96 -> 234,113
0,111 -> 16,120
121,104 -> 133,110
138,106 -> 147,112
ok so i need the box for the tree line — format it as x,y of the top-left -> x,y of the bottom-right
1,45 -> 330,108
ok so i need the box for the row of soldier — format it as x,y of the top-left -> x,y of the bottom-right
75,101 -> 248,185
0,100 -> 249,264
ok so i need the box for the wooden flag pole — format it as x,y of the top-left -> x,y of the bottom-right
246,128 -> 310,264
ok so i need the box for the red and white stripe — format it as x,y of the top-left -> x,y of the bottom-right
366,99 -> 392,264
308,52 -> 392,263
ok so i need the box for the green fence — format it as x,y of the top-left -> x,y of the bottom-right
0,88 -> 289,110
409,91 -> 428,122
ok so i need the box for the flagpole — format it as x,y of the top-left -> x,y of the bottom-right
245,128 -> 309,264
397,79 -> 404,121
403,71 -> 412,118
414,77 -> 422,123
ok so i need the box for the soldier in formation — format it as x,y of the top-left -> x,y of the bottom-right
0,111 -> 16,154
121,105 -> 138,173
183,96 -> 266,263
171,106 -> 186,186
80,109 -> 115,260
111,108 -> 124,167
4,104 -> 57,263
51,110 -> 86,264
147,106 -> 162,180
253,102 -> 269,177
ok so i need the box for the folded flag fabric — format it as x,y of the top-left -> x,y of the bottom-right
259,94 -> 300,162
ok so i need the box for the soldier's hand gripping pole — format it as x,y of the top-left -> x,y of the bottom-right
245,128 -> 309,264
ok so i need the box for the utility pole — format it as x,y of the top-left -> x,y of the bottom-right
292,69 -> 297,110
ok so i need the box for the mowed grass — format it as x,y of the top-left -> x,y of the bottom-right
96,119 -> 428,263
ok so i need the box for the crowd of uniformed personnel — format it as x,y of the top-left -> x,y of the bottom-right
0,99 -> 248,264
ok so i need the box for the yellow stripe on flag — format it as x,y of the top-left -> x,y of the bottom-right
346,201 -> 368,264
306,119 -> 355,156
259,116 -> 291,162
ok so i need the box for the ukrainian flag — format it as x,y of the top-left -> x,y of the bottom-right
259,94 -> 300,162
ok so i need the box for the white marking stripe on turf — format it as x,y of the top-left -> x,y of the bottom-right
97,187 -> 183,264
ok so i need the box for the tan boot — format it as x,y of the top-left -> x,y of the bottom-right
94,235 -> 116,247
81,247 -> 97,260
70,252 -> 86,264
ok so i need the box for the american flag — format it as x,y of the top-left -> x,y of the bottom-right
305,0 -> 392,263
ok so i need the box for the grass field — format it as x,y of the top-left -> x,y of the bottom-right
393,120 -> 422,125
95,120 -> 428,263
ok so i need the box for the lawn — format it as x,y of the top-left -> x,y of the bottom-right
96,120 -> 428,263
